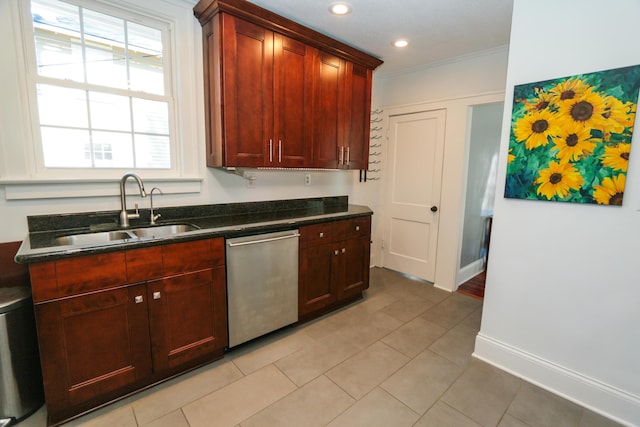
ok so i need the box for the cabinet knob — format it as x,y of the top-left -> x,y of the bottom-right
153,291 -> 161,300
319,232 -> 324,238
134,295 -> 144,304
342,247 -> 346,253
334,249 -> 339,255
355,225 -> 360,231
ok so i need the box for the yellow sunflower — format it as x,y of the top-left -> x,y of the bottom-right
593,174 -> 625,206
602,96 -> 635,133
601,144 -> 631,172
513,109 -> 559,150
551,123 -> 595,163
548,78 -> 593,103
524,88 -> 554,113
508,149 -> 515,164
557,91 -> 608,130
535,161 -> 584,199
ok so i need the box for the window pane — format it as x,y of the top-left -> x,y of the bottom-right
89,92 -> 131,131
37,84 -> 88,128
129,57 -> 164,95
85,47 -> 127,89
41,127 -> 91,167
132,99 -> 169,134
83,9 -> 125,49
128,22 -> 162,55
92,131 -> 134,168
135,134 -> 170,168
34,34 -> 84,81
31,0 -> 80,34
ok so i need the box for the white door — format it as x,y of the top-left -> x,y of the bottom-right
382,109 -> 446,282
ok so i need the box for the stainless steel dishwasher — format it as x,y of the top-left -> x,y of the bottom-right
226,229 -> 299,348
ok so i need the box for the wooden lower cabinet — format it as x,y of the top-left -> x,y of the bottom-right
299,216 -> 371,319
30,238 -> 227,425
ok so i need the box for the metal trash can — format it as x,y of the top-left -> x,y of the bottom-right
0,287 -> 44,426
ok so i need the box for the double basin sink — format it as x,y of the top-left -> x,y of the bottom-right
53,224 -> 200,247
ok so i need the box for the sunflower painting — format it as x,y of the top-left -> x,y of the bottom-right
505,65 -> 640,206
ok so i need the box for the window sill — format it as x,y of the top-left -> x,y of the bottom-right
1,176 -> 203,200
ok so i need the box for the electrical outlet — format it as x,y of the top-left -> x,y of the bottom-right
304,173 -> 311,186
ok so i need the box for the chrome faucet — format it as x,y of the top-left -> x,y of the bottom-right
149,187 -> 163,225
119,173 -> 147,227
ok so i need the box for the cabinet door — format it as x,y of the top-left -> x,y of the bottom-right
147,267 -> 227,372
34,285 -> 152,413
221,14 -> 273,167
273,34 -> 314,167
299,242 -> 339,315
312,51 -> 345,168
339,237 -> 371,299
343,63 -> 372,170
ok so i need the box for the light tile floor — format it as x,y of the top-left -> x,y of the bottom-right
21,267 -> 623,427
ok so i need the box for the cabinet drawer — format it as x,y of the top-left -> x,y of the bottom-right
301,223 -> 334,247
335,217 -> 371,240
162,238 -> 224,275
31,252 -> 128,302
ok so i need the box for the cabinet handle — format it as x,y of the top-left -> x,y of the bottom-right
334,249 -> 339,255
319,232 -> 324,238
134,295 -> 144,304
278,139 -> 282,163
346,146 -> 350,165
269,139 -> 273,163
339,146 -> 344,165
153,291 -> 161,300
342,247 -> 346,254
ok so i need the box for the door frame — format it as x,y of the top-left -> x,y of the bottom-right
378,91 -> 505,292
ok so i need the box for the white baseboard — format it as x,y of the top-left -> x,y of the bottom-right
457,258 -> 484,286
474,333 -> 640,427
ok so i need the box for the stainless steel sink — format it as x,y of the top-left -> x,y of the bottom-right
54,230 -> 136,246
130,224 -> 199,238
52,224 -> 200,247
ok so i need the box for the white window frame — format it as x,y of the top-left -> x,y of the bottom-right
0,0 -> 203,199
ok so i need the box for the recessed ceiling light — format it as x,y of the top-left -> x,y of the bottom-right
393,39 -> 409,48
329,2 -> 351,15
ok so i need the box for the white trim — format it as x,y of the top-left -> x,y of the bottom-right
457,259 -> 484,286
0,0 -> 204,196
3,176 -> 202,200
474,333 -> 640,427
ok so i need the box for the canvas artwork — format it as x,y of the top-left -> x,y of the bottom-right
505,65 -> 640,205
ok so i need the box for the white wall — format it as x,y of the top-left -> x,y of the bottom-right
369,48 -> 508,291
0,170 -> 354,242
475,1 -> 640,425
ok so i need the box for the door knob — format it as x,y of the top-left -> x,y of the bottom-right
431,206 -> 438,212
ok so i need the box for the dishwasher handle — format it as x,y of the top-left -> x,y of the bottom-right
227,232 -> 300,247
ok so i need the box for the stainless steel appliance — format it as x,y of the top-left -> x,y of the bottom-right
0,287 -> 44,427
226,230 -> 299,347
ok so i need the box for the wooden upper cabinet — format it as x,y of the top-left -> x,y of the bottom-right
312,52 -> 345,169
220,15 -> 272,167
209,14 -> 313,167
343,63 -> 373,170
194,0 -> 382,169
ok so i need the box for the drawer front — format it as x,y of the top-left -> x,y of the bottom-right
162,238 -> 224,275
302,222 -> 334,247
335,216 -> 371,240
53,252 -> 128,299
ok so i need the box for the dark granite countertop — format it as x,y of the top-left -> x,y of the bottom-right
16,196 -> 373,264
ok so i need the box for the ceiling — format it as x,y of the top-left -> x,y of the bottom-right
246,0 -> 514,77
